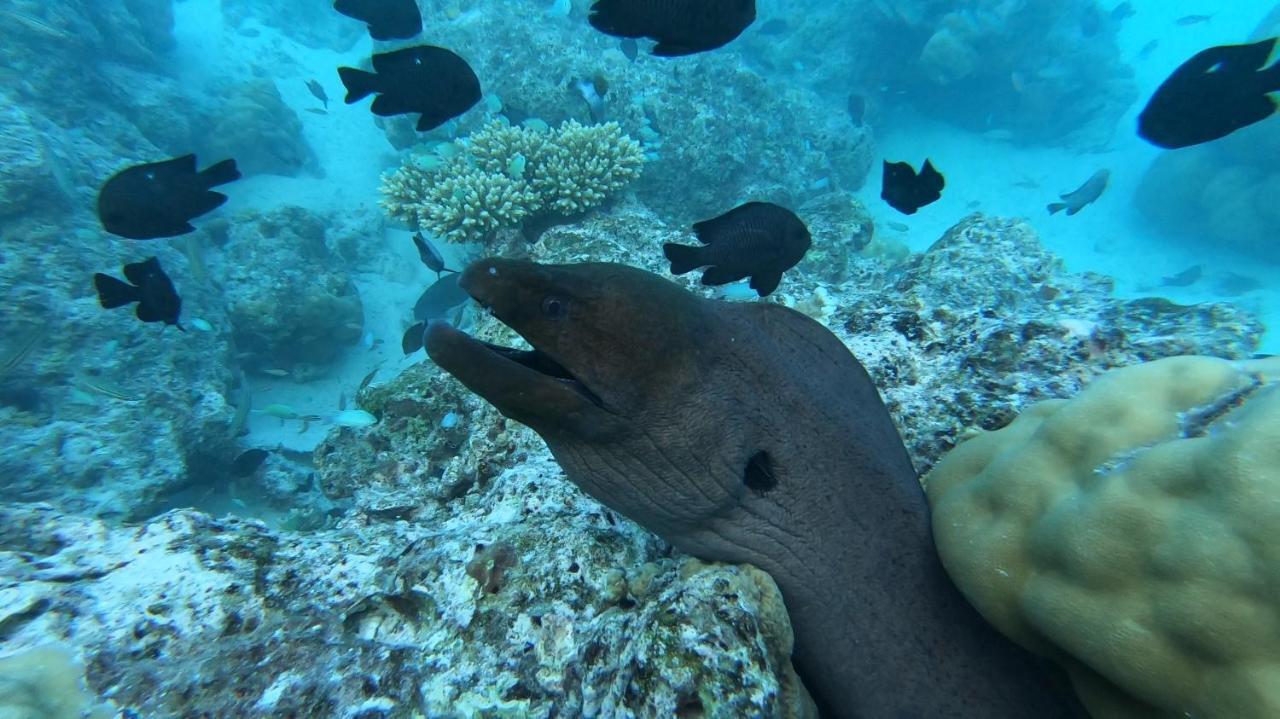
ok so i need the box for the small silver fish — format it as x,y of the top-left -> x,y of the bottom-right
1047,169 -> 1110,216
261,368 -> 290,377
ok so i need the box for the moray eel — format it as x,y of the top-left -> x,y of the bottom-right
426,258 -> 1084,718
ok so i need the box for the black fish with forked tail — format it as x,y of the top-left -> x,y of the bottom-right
339,46 -> 481,132
588,0 -> 755,56
663,201 -> 810,297
333,0 -> 421,40
881,159 -> 944,215
1139,38 -> 1280,149
93,257 -> 183,329
97,155 -> 240,240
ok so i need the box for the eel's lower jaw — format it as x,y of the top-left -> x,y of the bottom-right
424,320 -> 608,418
479,342 -> 606,410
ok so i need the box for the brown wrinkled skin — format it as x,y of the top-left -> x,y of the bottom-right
427,258 -> 1085,719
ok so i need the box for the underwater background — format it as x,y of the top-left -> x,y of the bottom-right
1,0 -> 1278,717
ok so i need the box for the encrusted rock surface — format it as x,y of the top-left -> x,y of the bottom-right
213,205 -> 365,375
0,488 -> 815,718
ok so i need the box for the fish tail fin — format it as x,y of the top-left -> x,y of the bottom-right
199,159 -> 240,189
1263,56 -> 1280,92
93,274 -> 138,309
1046,202 -> 1067,215
338,67 -> 378,103
663,243 -> 704,275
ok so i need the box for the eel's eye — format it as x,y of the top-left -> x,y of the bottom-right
541,296 -> 568,320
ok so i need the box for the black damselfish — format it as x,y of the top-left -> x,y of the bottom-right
333,0 -> 422,40
663,201 -> 810,297
588,0 -> 756,57
881,159 -> 945,215
339,46 -> 481,132
93,257 -> 183,329
1139,38 -> 1280,149
97,155 -> 240,240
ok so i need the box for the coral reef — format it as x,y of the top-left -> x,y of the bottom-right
926,355 -> 1280,719
751,0 -> 1135,147
0,207 -> 240,521
200,78 -> 319,178
829,215 -> 1262,474
374,6 -> 874,221
380,119 -> 643,244
212,205 -> 365,373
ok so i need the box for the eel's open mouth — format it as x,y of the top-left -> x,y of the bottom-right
476,340 -> 606,409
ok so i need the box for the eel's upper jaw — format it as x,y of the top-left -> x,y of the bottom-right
424,320 -> 607,425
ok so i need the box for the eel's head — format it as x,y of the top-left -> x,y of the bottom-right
425,257 -> 715,444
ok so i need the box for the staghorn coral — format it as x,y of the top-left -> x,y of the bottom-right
380,119 -> 643,244
926,355 -> 1280,719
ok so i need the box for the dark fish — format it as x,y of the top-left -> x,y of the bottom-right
97,155 -> 240,240
1175,14 -> 1212,26
230,448 -> 270,477
1215,271 -> 1261,296
412,232 -> 456,275
1138,38 -> 1280,149
757,18 -> 789,35
92,257 -> 183,328
332,0 -> 422,40
1110,2 -> 1135,21
847,93 -> 866,125
620,38 -> 638,61
1137,39 -> 1159,60
306,79 -> 328,108
663,201 -> 810,297
1047,169 -> 1109,215
357,362 -> 383,393
402,321 -> 428,355
881,159 -> 944,215
1159,264 -> 1202,287
588,0 -> 756,56
339,46 -> 481,132
414,272 -> 471,321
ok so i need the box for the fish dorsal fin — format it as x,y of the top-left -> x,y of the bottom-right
158,154 -> 198,176
122,256 -> 160,287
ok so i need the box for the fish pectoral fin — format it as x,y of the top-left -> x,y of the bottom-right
700,265 -> 747,286
749,272 -> 783,297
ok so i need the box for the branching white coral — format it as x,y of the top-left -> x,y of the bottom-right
379,119 -> 644,243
